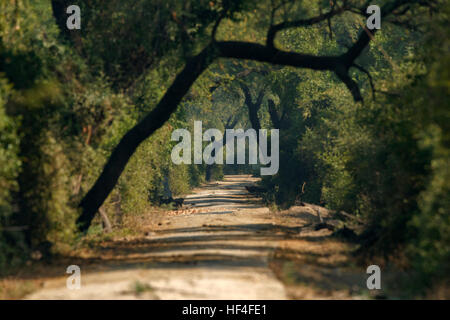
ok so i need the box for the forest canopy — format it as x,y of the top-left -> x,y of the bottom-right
0,0 -> 448,295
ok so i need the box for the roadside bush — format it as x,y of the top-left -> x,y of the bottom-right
0,76 -> 22,270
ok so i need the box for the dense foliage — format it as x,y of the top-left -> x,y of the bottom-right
0,0 -> 206,270
0,0 -> 447,295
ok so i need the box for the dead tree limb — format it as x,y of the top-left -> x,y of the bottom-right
98,207 -> 112,233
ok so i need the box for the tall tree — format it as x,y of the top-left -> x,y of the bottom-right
63,0 -> 433,232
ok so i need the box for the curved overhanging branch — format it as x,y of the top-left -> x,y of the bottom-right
216,41 -> 339,70
215,41 -> 362,101
77,0 -> 424,232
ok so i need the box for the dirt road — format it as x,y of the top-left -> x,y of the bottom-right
26,175 -> 287,299
24,175 -> 365,300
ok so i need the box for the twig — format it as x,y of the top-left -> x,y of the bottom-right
352,63 -> 376,101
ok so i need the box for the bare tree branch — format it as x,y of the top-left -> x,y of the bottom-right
267,1 -> 348,48
352,63 -> 376,100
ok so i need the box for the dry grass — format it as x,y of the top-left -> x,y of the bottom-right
0,278 -> 40,300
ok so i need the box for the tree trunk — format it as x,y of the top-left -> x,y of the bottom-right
267,99 -> 282,128
240,83 -> 263,133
